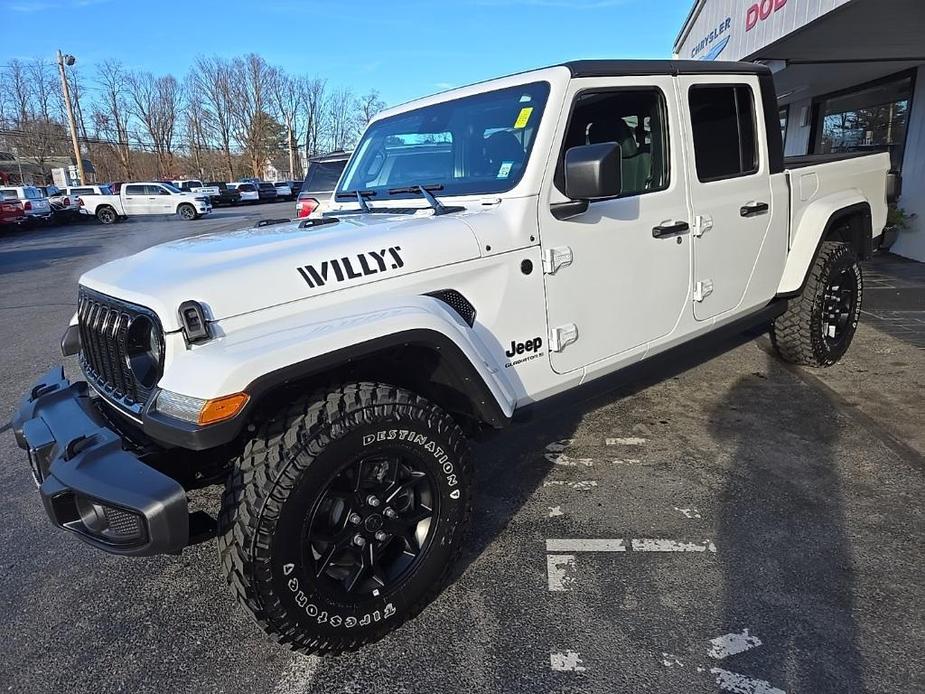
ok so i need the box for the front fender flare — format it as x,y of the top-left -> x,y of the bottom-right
148,297 -> 516,448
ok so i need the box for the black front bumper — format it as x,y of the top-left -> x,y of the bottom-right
12,367 -> 189,556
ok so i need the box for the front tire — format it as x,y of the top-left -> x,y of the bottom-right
177,203 -> 197,221
771,240 -> 863,366
218,383 -> 471,654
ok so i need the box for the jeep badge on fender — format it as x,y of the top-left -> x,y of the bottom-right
12,58 -> 888,656
506,337 -> 543,357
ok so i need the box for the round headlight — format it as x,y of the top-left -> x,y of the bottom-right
125,315 -> 163,388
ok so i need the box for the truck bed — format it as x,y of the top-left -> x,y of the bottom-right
777,150 -> 890,293
784,150 -> 889,169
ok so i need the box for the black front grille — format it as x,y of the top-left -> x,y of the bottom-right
77,287 -> 161,409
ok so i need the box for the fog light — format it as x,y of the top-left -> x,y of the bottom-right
73,496 -> 145,543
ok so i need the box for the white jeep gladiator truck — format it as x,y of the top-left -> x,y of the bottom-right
13,60 -> 892,654
79,181 -> 212,224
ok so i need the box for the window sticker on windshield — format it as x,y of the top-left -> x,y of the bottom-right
497,161 -> 514,179
514,107 -> 534,129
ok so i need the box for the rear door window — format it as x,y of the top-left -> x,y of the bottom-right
688,84 -> 758,181
125,184 -> 146,195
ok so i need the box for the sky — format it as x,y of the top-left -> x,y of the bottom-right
1,0 -> 692,107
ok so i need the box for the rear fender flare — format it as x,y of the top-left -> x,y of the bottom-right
777,193 -> 871,295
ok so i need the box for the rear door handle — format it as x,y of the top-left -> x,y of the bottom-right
740,201 -> 769,217
652,220 -> 690,238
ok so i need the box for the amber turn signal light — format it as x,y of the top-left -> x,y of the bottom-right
198,392 -> 249,425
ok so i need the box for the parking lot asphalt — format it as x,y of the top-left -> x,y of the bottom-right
1,208 -> 923,693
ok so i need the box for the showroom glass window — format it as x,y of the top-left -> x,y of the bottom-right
813,73 -> 913,169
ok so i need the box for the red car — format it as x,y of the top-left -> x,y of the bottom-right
0,199 -> 25,230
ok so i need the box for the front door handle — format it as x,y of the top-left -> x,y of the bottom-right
740,201 -> 769,217
652,220 -> 690,238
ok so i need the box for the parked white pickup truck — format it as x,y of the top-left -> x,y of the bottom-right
79,181 -> 212,223
14,60 -> 893,655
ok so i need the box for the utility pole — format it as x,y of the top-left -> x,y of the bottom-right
56,50 -> 85,185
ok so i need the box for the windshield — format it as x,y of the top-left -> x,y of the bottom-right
161,183 -> 181,193
338,82 -> 550,200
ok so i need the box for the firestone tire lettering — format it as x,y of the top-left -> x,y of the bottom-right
217,382 -> 471,655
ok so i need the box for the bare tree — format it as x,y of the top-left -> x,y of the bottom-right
269,68 -> 304,180
1,59 -> 70,179
27,59 -> 58,121
353,89 -> 386,143
230,54 -> 278,177
7,60 -> 31,123
183,78 -> 212,179
192,56 -> 237,179
93,61 -> 134,178
127,71 -> 181,176
325,87 -> 355,153
357,89 -> 386,125
300,77 -> 328,159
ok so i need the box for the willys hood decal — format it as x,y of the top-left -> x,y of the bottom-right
79,213 -> 482,330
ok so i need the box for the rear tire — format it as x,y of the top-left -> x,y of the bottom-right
771,240 -> 863,367
96,206 -> 116,224
218,382 -> 471,654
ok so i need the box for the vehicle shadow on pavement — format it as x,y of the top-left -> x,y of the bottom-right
451,327 -> 768,585
0,246 -> 99,276
711,370 -> 863,693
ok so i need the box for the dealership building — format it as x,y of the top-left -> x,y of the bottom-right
674,0 -> 925,261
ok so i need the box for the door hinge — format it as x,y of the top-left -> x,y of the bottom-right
542,246 -> 573,275
693,280 -> 714,302
549,323 -> 579,352
691,214 -> 713,238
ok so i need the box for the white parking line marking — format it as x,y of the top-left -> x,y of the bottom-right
710,668 -> 786,694
612,458 -> 643,465
547,454 -> 594,467
546,539 -> 627,552
708,629 -> 762,660
544,439 -> 594,467
631,539 -> 717,552
543,480 -> 598,491
605,437 -> 647,445
546,554 -> 576,591
545,439 -> 573,452
661,653 -> 685,667
550,650 -> 586,672
548,506 -> 564,518
674,506 -> 702,519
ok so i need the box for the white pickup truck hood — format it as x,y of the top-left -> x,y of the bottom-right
79,213 -> 482,331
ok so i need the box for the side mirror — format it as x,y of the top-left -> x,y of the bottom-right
564,142 -> 622,201
161,189 -> 172,195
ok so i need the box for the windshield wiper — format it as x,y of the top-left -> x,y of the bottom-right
333,189 -> 376,214
387,184 -> 462,216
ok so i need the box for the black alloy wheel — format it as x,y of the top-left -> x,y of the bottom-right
305,452 -> 437,601
218,383 -> 471,654
821,264 -> 859,350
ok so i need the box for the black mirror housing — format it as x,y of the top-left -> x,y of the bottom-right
564,142 -> 622,201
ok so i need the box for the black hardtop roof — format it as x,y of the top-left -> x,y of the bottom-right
560,59 -> 771,78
